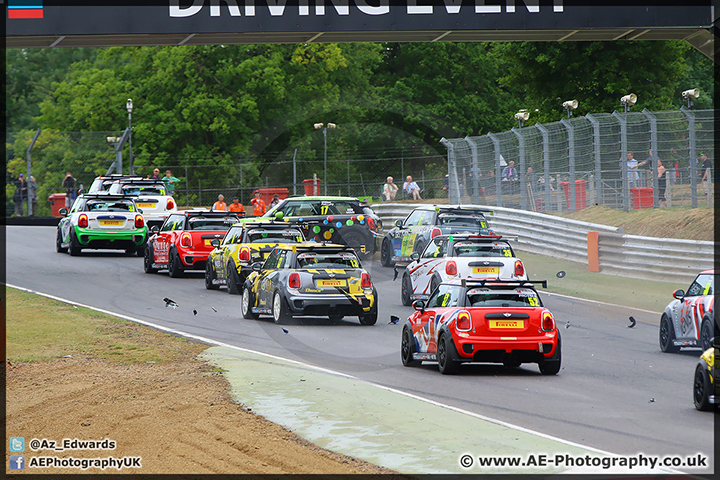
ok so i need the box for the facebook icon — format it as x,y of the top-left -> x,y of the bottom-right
10,455 -> 25,470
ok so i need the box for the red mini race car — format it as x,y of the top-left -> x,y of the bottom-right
144,210 -> 242,277
398,279 -> 560,375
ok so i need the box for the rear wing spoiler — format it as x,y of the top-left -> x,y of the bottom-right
462,279 -> 547,289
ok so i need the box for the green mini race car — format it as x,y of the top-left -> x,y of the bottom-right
56,194 -> 148,256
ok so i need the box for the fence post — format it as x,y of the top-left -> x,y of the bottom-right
440,138 -> 461,204
464,137 -> 480,204
511,127 -> 527,210
560,118 -> 577,212
612,111 -> 629,212
642,109 -> 660,208
586,114 -> 602,206
535,123 -> 550,212
488,133 -> 502,208
680,106 -> 698,208
184,165 -> 189,206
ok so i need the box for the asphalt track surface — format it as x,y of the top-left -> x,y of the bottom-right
6,226 -> 715,474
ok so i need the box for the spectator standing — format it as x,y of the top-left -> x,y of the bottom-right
149,168 -> 161,181
383,176 -> 398,201
162,170 -> 180,196
28,175 -> 38,216
212,194 -> 227,211
62,172 -> 77,208
625,152 -> 639,189
251,191 -> 266,216
501,161 -> 518,181
270,193 -> 281,209
403,175 -> 422,200
228,197 -> 245,215
657,159 -> 667,207
13,173 -> 27,216
699,152 -> 712,197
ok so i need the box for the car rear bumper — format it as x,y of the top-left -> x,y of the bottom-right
285,293 -> 375,317
75,228 -> 146,249
454,335 -> 558,361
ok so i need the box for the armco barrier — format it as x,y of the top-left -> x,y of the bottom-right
370,203 -> 713,283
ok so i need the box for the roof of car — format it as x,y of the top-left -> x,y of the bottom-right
436,233 -> 505,242
231,220 -> 305,229
81,194 -> 137,201
416,205 -> 493,214
700,269 -> 715,274
444,278 -> 547,289
276,243 -> 353,253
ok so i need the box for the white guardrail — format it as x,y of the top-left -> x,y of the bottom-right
371,203 -> 714,284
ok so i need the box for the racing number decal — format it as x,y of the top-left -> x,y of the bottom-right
527,297 -> 539,307
502,249 -> 512,257
320,205 -> 329,215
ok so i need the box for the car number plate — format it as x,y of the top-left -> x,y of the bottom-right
317,279 -> 347,287
472,267 -> 500,274
100,220 -> 124,226
489,319 -> 524,329
137,203 -> 154,209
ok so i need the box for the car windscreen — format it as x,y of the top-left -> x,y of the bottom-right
246,229 -> 304,243
297,252 -> 360,269
122,185 -> 166,196
453,242 -> 513,257
84,199 -> 136,212
439,215 -> 487,228
466,287 -> 542,307
188,216 -> 238,231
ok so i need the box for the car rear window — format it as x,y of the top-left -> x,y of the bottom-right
246,229 -> 304,243
188,216 -> 238,231
467,287 -> 541,307
122,185 -> 166,196
297,252 -> 360,269
84,199 -> 136,212
439,215 -> 487,228
453,242 -> 513,257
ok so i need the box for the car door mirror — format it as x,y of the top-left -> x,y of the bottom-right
58,208 -> 68,216
251,262 -> 263,272
672,289 -> 685,300
394,219 -> 405,228
210,239 -> 220,248
138,208 -> 144,214
150,225 -> 159,233
410,252 -> 420,261
412,300 -> 425,312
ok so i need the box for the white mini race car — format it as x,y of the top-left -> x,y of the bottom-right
108,179 -> 178,229
400,234 -> 527,306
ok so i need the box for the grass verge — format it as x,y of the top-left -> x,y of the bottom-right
6,287 -> 206,363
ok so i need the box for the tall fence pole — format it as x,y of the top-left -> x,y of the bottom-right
511,127 -> 527,210
488,133 -> 502,208
586,114 -> 602,207
612,111 -> 629,212
535,124 -> 551,212
680,106 -> 698,208
560,118 -> 577,212
464,137 -> 479,204
292,148 -> 298,196
642,109 -> 660,208
440,138 -> 460,204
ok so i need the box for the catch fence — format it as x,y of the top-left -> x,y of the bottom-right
442,108 -> 715,213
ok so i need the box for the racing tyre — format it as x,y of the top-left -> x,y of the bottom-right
226,262 -> 240,295
168,248 -> 184,278
125,246 -> 137,256
401,274 -> 413,306
380,238 -> 394,267
693,362 -> 713,411
135,245 -> 145,257
205,260 -> 219,290
56,229 -> 67,253
539,335 -> 561,375
413,239 -> 426,256
401,327 -> 419,366
68,230 -> 82,256
700,317 -> 715,352
241,289 -> 259,320
437,332 -> 460,374
430,276 -> 440,295
359,309 -> 377,326
659,314 -> 680,353
272,291 -> 290,324
143,245 -> 158,274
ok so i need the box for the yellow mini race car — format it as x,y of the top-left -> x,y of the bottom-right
205,221 -> 306,294
693,343 -> 718,411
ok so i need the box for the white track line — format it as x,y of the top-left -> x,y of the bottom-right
9,283 -> 683,472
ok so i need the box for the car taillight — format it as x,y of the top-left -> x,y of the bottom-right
367,216 -> 376,230
514,260 -> 524,277
446,260 -> 457,276
238,246 -> 251,262
456,310 -> 472,331
135,214 -> 145,228
78,214 -> 88,228
542,311 -> 555,332
431,228 -> 442,239
288,272 -> 301,289
166,198 -> 175,210
180,232 -> 192,247
361,272 -> 372,289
